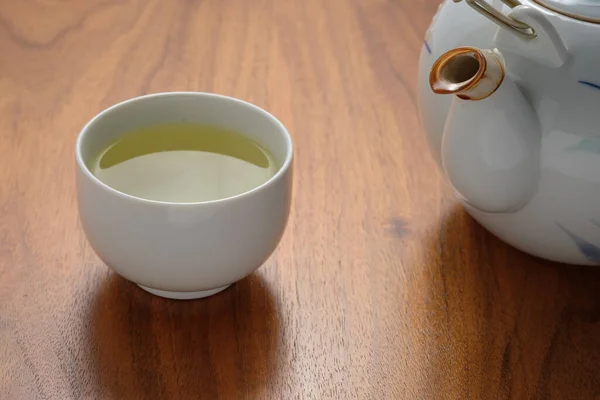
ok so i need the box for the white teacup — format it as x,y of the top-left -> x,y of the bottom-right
75,92 -> 293,299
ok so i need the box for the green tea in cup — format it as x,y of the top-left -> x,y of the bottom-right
89,123 -> 278,203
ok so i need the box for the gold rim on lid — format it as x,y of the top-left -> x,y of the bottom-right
532,0 -> 600,23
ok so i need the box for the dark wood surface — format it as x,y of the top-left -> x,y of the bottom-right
2,0 -> 600,398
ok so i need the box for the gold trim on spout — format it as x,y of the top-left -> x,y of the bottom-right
429,47 -> 505,101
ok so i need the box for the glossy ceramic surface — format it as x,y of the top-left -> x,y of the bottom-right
534,0 -> 600,22
418,0 -> 600,264
76,92 -> 293,298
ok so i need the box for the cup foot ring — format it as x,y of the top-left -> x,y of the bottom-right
137,284 -> 231,299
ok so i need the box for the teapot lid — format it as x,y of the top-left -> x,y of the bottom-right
533,0 -> 600,22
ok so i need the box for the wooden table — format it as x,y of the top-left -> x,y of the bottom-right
2,0 -> 600,398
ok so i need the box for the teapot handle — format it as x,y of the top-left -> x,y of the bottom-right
456,0 -> 537,40
495,5 -> 569,68
457,0 -> 569,68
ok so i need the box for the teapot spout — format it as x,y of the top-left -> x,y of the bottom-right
430,46 -> 505,100
429,47 -> 541,214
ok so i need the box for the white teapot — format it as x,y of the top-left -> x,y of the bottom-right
417,0 -> 600,264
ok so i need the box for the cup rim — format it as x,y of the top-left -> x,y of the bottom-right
75,91 -> 293,206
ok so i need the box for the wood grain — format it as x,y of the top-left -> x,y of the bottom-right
1,0 -> 600,398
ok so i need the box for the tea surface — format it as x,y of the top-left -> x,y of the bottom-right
90,123 -> 278,202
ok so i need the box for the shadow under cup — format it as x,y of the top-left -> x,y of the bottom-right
75,92 -> 294,300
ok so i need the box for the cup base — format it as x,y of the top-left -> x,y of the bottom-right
137,284 -> 231,299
